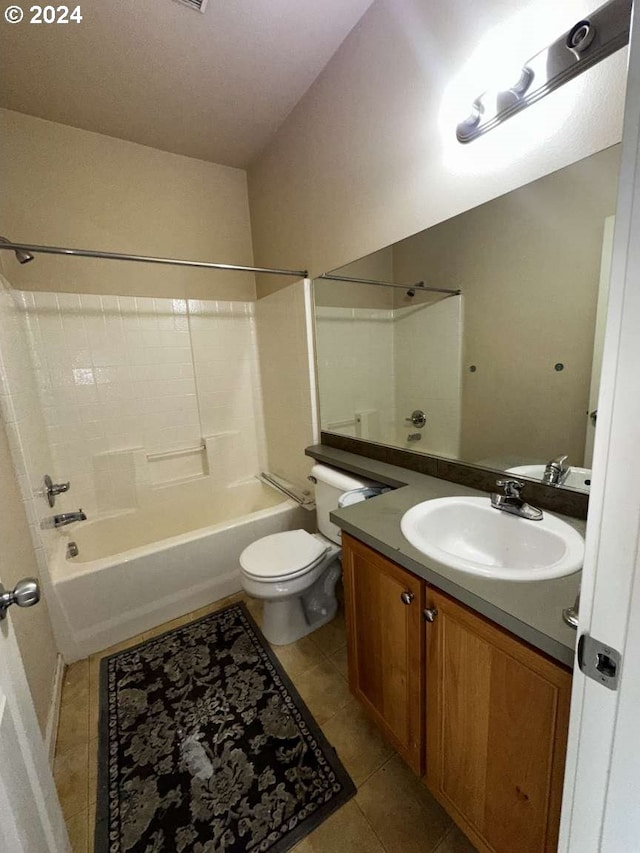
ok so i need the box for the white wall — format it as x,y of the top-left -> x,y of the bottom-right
249,0 -> 627,293
255,281 -> 317,491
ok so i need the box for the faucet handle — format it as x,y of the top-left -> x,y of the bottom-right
44,474 -> 71,507
496,478 -> 525,498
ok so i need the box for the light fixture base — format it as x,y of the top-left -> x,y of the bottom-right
457,0 -> 631,144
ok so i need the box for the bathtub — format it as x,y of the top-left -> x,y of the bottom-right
49,478 -> 312,661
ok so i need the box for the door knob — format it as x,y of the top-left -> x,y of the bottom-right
423,607 -> 439,622
400,591 -> 415,605
0,578 -> 40,621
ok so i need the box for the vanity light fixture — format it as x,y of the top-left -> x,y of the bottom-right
457,0 -> 631,143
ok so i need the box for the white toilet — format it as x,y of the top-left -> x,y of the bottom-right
240,464 -> 377,645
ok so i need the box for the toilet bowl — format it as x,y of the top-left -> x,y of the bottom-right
239,465 -> 378,645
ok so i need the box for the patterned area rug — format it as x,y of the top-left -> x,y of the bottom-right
95,603 -> 355,853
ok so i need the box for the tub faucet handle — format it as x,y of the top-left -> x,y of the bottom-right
44,474 -> 71,507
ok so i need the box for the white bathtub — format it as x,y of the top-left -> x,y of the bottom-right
49,479 -> 311,660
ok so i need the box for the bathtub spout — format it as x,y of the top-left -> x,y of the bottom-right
53,510 -> 87,527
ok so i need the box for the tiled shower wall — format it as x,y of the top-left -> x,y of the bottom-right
394,297 -> 462,457
315,299 -> 462,456
0,277 -> 57,566
315,306 -> 396,444
8,291 -> 266,518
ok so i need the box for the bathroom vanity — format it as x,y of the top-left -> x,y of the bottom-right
306,444 -> 581,853
342,534 -> 571,853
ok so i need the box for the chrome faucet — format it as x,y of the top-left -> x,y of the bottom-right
491,479 -> 543,521
53,510 -> 87,528
542,455 -> 569,486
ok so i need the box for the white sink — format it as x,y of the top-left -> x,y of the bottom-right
400,497 -> 584,582
506,465 -> 592,493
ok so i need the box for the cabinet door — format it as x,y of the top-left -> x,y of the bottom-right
425,588 -> 572,853
342,534 -> 424,774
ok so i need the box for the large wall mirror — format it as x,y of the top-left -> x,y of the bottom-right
313,144 -> 621,495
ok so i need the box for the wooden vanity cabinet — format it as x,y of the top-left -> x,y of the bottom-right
341,533 -> 425,774
341,534 -> 572,853
425,589 -> 572,853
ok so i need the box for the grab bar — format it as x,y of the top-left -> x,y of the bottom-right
146,443 -> 206,461
326,418 -> 357,429
258,472 -> 315,509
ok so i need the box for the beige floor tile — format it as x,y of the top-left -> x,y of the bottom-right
294,801 -> 385,853
62,659 -> 89,705
87,800 -> 96,853
243,595 -> 264,626
66,810 -> 88,853
88,738 -> 98,804
322,698 -> 394,785
291,658 -> 352,725
356,754 -> 452,853
309,610 -> 346,656
328,644 -> 349,680
271,635 -> 328,680
434,826 -> 478,853
54,742 -> 89,821
56,690 -> 90,755
88,671 -> 100,741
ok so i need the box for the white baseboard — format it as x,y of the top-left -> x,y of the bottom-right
45,653 -> 65,766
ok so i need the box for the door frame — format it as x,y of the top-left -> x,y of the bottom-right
560,0 -> 640,847
0,614 -> 69,852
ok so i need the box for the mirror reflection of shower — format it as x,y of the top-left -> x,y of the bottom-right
0,236 -> 34,264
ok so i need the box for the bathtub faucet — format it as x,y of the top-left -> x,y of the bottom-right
53,510 -> 87,527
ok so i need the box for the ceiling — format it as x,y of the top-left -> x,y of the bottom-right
0,0 -> 376,168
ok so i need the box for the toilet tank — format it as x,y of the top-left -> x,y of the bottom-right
311,464 -> 380,545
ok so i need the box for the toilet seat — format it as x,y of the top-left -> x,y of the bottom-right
240,529 -> 330,582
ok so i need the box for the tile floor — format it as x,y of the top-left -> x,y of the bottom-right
54,592 -> 476,853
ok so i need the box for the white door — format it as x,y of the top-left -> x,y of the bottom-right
560,0 -> 640,848
0,585 -> 69,852
583,215 -> 614,468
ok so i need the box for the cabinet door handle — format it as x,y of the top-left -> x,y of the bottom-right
423,607 -> 439,622
400,591 -> 415,605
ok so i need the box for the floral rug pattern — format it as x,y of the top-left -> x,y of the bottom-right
96,603 -> 355,852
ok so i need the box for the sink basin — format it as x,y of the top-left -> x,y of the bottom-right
400,497 -> 584,581
506,465 -> 592,493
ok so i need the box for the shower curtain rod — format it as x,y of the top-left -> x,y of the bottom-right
0,241 -> 308,278
318,273 -> 461,295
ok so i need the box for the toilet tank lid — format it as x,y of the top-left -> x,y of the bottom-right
311,464 -> 380,491
240,530 -> 327,578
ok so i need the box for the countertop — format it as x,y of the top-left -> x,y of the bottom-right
306,444 -> 583,668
